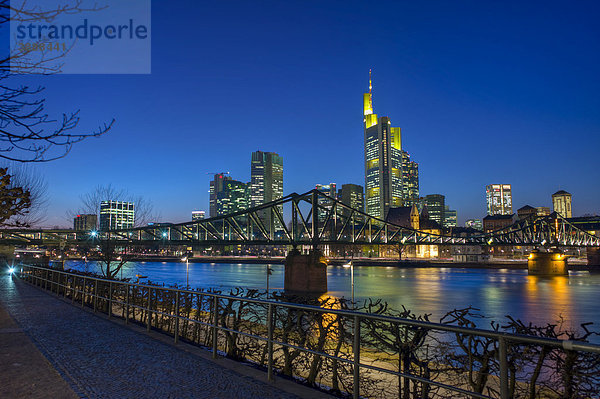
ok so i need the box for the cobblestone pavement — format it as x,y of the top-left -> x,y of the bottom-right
0,275 -> 306,399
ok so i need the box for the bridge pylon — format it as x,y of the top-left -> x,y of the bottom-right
284,247 -> 327,294
528,249 -> 568,276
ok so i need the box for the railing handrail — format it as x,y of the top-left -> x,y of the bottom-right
18,264 -> 600,354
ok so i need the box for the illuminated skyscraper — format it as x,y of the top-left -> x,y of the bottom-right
552,190 -> 572,218
315,183 -> 337,222
486,184 -> 513,215
209,173 -> 232,217
423,194 -> 445,226
363,70 -> 403,218
99,201 -> 135,230
216,179 -> 249,216
338,183 -> 365,218
401,150 -> 419,206
251,151 -> 283,228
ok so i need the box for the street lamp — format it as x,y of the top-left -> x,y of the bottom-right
343,261 -> 354,304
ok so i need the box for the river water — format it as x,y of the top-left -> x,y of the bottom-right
65,260 -> 600,337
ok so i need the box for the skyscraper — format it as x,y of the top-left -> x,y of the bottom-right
552,190 -> 572,218
251,151 -> 283,227
363,70 -> 403,219
216,179 -> 249,216
443,205 -> 457,228
401,150 -> 419,206
315,183 -> 337,223
339,183 -> 365,217
422,194 -> 445,226
486,184 -> 513,215
209,173 -> 232,218
99,201 -> 135,230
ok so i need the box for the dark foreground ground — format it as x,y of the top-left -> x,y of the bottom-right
0,273 -> 331,399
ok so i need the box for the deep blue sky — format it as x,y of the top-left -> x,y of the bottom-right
14,0 -> 600,227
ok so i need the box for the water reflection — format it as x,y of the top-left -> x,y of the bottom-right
66,261 -> 600,339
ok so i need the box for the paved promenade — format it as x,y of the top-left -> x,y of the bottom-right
0,273 -> 330,399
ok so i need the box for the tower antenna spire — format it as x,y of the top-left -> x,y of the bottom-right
369,68 -> 372,94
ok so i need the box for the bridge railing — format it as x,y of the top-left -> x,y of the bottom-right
14,264 -> 600,398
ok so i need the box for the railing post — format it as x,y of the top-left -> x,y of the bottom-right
82,277 -> 86,308
499,336 -> 509,399
71,275 -> 76,304
212,295 -> 218,359
174,291 -> 180,344
45,269 -> 49,290
267,303 -> 274,382
108,281 -> 113,318
125,284 -> 130,324
146,288 -> 152,332
63,273 -> 67,298
353,315 -> 361,399
93,279 -> 98,312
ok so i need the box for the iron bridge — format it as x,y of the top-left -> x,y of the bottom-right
0,190 -> 599,248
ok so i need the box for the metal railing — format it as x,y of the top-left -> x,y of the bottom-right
14,264 -> 600,398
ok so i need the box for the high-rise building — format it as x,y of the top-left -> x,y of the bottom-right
401,150 -> 419,206
73,214 -> 97,231
422,194 -> 445,226
363,71 -> 403,219
209,173 -> 232,217
216,179 -> 249,216
99,201 -> 135,230
251,151 -> 283,228
536,206 -> 551,217
192,211 -> 205,221
552,190 -> 572,218
486,184 -> 512,215
315,183 -> 337,222
443,206 -> 457,228
338,184 -> 365,217
465,219 -> 483,230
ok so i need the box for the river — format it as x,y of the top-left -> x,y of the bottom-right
65,260 -> 600,338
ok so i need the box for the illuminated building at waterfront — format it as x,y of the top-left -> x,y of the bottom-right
209,173 -> 232,217
363,71 -> 418,218
251,150 -> 283,228
552,190 -> 572,218
486,184 -> 513,215
215,179 -> 249,216
315,183 -> 337,223
338,183 -> 365,217
99,201 -> 135,230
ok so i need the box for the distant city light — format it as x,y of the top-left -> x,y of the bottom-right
8,267 -> 15,273
162,232 -> 168,238
90,230 -> 98,237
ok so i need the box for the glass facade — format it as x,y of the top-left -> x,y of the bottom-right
486,184 -> 513,215
99,200 -> 135,230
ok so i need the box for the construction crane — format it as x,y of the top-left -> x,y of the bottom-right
206,171 -> 230,176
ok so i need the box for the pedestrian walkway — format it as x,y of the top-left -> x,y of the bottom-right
0,274 -> 331,399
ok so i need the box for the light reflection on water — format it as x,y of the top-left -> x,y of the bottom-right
66,261 -> 600,336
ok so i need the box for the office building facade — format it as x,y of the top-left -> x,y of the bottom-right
338,183 -> 365,217
486,184 -> 513,215
422,194 -> 445,226
73,214 -> 97,231
315,183 -> 337,223
552,190 -> 572,218
401,150 -> 419,206
209,173 -> 232,217
215,179 -> 249,216
99,201 -> 135,230
443,206 -> 457,228
251,151 -> 283,229
363,71 -> 403,219
192,210 -> 205,221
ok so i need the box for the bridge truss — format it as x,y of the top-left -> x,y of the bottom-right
0,189 -> 599,248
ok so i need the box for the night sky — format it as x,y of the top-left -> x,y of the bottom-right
13,0 -> 600,227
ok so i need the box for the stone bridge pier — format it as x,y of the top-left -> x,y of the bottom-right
284,248 -> 327,294
527,249 -> 568,276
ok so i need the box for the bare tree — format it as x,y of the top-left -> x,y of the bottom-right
73,184 -> 158,228
0,0 -> 114,162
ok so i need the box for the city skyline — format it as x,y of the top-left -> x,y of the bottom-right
16,1 -> 599,227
